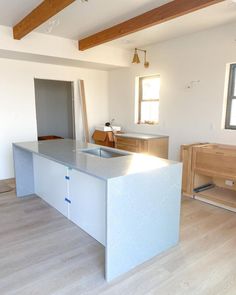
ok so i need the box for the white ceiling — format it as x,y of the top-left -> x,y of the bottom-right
0,0 -> 42,26
37,0 -> 171,39
0,0 -> 236,49
109,1 -> 236,49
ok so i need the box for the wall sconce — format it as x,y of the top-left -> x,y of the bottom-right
132,48 -> 149,68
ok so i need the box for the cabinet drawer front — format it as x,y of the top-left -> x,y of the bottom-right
116,144 -> 139,153
194,150 -> 236,178
116,137 -> 139,147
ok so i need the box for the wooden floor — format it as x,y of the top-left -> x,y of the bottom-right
0,189 -> 236,295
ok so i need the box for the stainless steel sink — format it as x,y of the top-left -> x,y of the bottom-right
82,148 -> 129,158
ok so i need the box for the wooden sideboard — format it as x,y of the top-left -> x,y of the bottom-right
181,143 -> 207,197
115,133 -> 169,159
181,143 -> 236,212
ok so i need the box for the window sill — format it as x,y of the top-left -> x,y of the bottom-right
224,127 -> 236,130
136,121 -> 159,126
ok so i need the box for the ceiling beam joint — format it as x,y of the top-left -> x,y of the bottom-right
13,0 -> 75,40
78,0 -> 224,51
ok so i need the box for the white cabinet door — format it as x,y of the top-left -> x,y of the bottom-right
69,169 -> 106,246
33,154 -> 69,217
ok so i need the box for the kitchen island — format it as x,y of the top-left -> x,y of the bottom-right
13,139 -> 182,281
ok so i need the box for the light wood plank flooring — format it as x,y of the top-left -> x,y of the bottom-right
0,190 -> 236,295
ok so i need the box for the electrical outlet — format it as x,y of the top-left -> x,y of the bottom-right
225,180 -> 234,187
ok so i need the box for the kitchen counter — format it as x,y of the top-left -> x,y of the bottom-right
13,139 -> 176,180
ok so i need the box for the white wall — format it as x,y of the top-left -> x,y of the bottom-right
3,21 -> 236,179
0,58 -> 109,179
109,22 -> 236,161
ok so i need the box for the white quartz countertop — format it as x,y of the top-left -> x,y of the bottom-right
13,139 -> 179,181
115,133 -> 168,140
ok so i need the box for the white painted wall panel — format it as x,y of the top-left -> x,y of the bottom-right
108,22 -> 236,161
0,59 -> 109,179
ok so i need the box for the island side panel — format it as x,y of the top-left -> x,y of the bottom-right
105,163 -> 182,281
13,145 -> 35,197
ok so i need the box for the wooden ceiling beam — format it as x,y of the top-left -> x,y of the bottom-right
13,0 -> 75,40
78,0 -> 224,51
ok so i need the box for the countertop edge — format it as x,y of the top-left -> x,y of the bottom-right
13,141 -> 180,181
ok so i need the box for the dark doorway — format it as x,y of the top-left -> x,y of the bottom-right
34,79 -> 75,140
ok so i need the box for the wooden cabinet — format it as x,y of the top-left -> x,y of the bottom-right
181,144 -> 193,196
180,143 -> 207,196
193,144 -> 236,180
115,134 -> 169,159
92,130 -> 115,148
181,143 -> 236,212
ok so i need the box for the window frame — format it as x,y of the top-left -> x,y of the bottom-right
225,64 -> 236,130
138,75 -> 160,125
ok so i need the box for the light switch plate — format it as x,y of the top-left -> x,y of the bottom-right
225,180 -> 234,186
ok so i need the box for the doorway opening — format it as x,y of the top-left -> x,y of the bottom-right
34,79 -> 75,140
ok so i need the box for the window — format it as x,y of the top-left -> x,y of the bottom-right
137,75 -> 160,124
225,64 -> 236,129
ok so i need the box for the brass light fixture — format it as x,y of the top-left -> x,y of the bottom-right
132,48 -> 149,68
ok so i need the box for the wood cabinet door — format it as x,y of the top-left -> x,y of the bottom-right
68,170 -> 106,246
180,145 -> 196,196
181,145 -> 190,194
116,144 -> 139,153
116,137 -> 141,153
33,154 -> 69,217
193,146 -> 236,180
146,138 -> 169,158
116,136 -> 169,158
